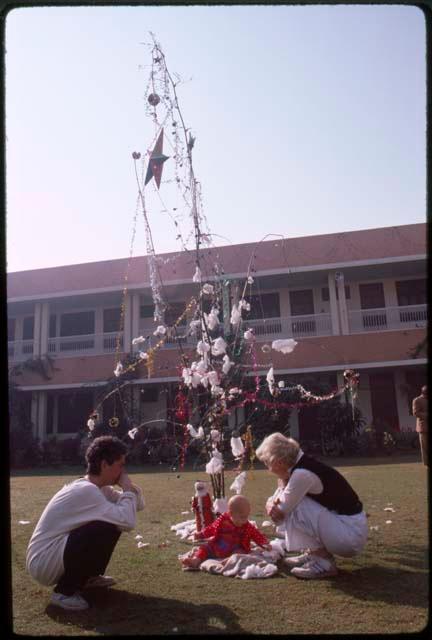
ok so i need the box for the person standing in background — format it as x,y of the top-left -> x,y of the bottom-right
413,385 -> 428,466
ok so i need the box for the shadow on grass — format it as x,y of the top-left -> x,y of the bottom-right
45,588 -> 245,635
332,564 -> 429,607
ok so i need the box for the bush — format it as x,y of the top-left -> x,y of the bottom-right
10,427 -> 43,468
316,397 -> 366,456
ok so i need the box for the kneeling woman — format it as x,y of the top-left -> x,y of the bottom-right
256,432 -> 368,579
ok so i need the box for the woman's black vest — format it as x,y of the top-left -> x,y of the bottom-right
291,454 -> 363,516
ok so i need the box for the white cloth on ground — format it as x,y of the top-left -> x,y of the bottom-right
200,550 -> 279,579
26,478 -> 144,586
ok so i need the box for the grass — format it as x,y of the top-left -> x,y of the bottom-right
10,455 -> 429,635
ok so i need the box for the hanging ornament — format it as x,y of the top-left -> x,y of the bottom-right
148,92 -> 160,106
109,417 -> 120,428
145,129 -> 169,189
132,151 -> 141,160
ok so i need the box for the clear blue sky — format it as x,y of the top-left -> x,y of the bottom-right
5,4 -> 426,273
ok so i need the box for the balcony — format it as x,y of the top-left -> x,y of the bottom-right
247,313 -> 333,339
348,304 -> 427,334
7,304 -> 427,362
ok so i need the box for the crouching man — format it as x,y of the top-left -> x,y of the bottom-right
26,436 -> 144,611
256,432 -> 368,579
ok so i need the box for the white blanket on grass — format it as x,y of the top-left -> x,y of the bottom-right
179,538 -> 286,580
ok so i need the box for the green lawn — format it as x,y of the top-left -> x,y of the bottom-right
10,456 -> 429,635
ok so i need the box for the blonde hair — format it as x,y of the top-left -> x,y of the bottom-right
255,432 -> 300,467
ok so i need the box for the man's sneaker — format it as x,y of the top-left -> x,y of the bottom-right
282,550 -> 312,568
84,575 -> 116,589
50,592 -> 89,611
290,555 -> 338,579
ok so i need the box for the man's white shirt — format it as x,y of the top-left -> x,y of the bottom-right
26,478 -> 144,586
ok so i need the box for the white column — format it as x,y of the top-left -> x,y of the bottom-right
327,272 -> 340,335
123,293 -> 132,354
289,407 -> 299,440
40,302 -> 50,356
94,307 -> 104,353
335,272 -> 349,335
131,293 -> 141,353
394,369 -> 414,431
31,392 -> 39,438
222,281 -> 231,334
37,392 -> 47,441
33,303 -> 42,357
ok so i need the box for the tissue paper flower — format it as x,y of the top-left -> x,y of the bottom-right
192,266 -> 201,282
138,351 -> 148,360
197,340 -> 211,355
204,308 -> 219,330
114,362 -> 123,377
132,335 -> 146,345
202,283 -> 214,295
210,429 -> 221,443
206,456 -> 224,475
128,428 -> 139,440
230,303 -> 242,326
211,337 -> 227,356
230,471 -> 247,494
222,355 -> 234,374
87,418 -> 95,431
153,325 -> 167,336
244,329 -> 254,341
247,276 -> 254,284
230,436 -> 245,458
271,339 -> 298,354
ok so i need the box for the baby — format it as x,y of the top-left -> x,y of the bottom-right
181,494 -> 271,570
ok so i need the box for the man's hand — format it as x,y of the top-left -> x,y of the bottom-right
117,471 -> 134,493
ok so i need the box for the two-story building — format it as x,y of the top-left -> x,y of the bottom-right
7,222 -> 427,444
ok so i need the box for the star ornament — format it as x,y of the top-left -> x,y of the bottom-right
145,129 -> 169,189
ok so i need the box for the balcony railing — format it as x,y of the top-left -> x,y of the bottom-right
7,339 -> 34,362
247,313 -> 333,339
348,304 -> 427,333
47,332 -> 124,357
8,304 -> 427,362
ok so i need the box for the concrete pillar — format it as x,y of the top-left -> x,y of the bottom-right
289,407 -> 299,440
123,293 -> 132,354
394,369 -> 414,431
33,303 -> 42,357
31,392 -> 39,439
335,272 -> 349,335
131,293 -> 141,353
40,302 -> 50,356
327,272 -> 340,335
37,392 -> 47,441
222,282 -> 231,334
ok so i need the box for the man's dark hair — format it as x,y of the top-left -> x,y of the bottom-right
85,436 -> 128,475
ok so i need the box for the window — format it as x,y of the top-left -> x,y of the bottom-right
245,293 -> 280,320
396,279 -> 426,306
49,314 -> 57,338
103,308 -> 121,333
23,316 -> 34,340
140,305 -> 154,319
8,318 -> 15,341
165,302 -> 187,326
359,283 -> 385,309
321,286 -> 350,302
57,391 -> 94,434
60,311 -> 95,337
139,386 -> 159,403
289,290 -> 314,316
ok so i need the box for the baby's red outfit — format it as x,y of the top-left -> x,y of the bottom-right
193,512 -> 269,561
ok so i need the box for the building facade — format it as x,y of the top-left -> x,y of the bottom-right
7,223 -> 427,444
